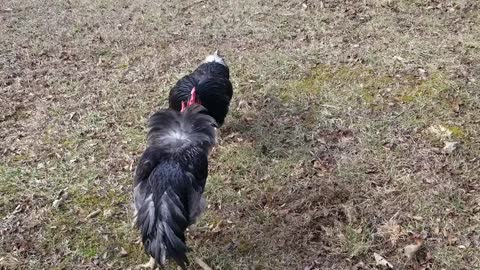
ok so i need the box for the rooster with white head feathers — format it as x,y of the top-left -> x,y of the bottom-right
169,51 -> 233,127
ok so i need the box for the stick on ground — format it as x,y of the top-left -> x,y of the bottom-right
195,258 -> 213,270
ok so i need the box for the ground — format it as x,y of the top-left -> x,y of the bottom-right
1,0 -> 479,269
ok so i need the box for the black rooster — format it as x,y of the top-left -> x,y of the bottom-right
169,51 -> 233,127
133,105 -> 217,269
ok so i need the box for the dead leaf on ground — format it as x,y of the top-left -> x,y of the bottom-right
378,220 -> 402,245
373,252 -> 393,269
52,198 -> 64,208
404,240 -> 423,260
442,141 -> 459,154
393,55 -> 405,62
451,98 -> 463,113
428,124 -> 452,139
52,189 -> 68,208
447,233 -> 459,245
103,208 -> 113,218
236,100 -> 251,112
412,215 -> 423,221
119,247 -> 128,257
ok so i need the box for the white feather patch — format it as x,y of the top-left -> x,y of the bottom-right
204,52 -> 226,66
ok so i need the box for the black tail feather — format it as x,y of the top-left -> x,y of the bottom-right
134,105 -> 216,269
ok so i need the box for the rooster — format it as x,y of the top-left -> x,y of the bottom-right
133,104 -> 217,269
169,51 -> 233,127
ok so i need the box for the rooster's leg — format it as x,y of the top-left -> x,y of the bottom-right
137,257 -> 156,269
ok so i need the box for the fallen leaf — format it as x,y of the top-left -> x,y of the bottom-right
52,189 -> 68,208
69,112 -> 79,121
404,241 -> 422,260
119,247 -> 128,257
313,160 -> 323,170
442,141 -> 459,154
447,234 -> 459,245
103,209 -> 113,218
428,125 -> 452,139
237,100 -> 250,112
451,99 -> 463,113
52,198 -> 64,208
393,55 -> 405,62
244,117 -> 254,123
378,220 -> 402,245
374,253 -> 393,268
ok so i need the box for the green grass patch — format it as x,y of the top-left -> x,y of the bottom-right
342,225 -> 372,258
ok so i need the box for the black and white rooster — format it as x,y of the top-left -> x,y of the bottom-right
133,105 -> 217,269
169,51 -> 233,127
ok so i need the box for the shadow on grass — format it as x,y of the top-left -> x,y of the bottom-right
193,92 -> 358,269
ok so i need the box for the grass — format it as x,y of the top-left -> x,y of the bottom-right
1,0 -> 480,269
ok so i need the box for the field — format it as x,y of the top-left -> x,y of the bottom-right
1,0 -> 479,269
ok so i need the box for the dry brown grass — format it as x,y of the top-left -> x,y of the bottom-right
1,0 -> 479,269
